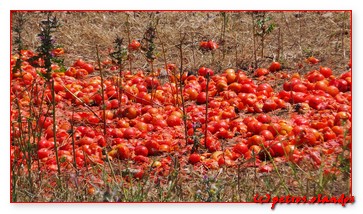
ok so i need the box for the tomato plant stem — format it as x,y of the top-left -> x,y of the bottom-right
178,32 -> 188,147
51,80 -> 61,176
96,45 -> 117,181
71,103 -> 77,171
204,73 -> 210,149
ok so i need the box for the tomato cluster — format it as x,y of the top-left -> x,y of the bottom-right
199,40 -> 218,51
10,49 -> 351,179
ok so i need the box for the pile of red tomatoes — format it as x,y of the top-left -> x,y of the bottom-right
10,50 -> 351,178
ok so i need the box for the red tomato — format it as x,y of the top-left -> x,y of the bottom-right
123,127 -> 137,139
216,80 -> 228,92
153,119 -> 167,128
73,59 -> 86,67
199,41 -> 209,50
257,114 -> 271,124
292,83 -> 307,93
87,115 -> 100,124
128,40 -> 141,51
123,106 -> 139,119
255,68 -> 269,77
82,63 -> 94,74
325,86 -> 339,97
257,83 -> 273,93
207,40 -> 218,50
189,153 -> 201,164
315,80 -> 328,91
145,141 -> 160,156
38,148 -> 51,159
228,82 -> 242,93
307,71 -> 325,83
233,142 -> 249,155
185,87 -> 199,100
117,144 -> 131,159
135,145 -> 148,157
260,130 -> 274,140
244,93 -> 258,106
270,142 -> 285,157
263,99 -> 278,112
38,116 -> 53,129
308,96 -> 323,109
204,137 -> 221,152
196,92 -> 207,104
225,69 -> 236,84
269,61 -> 281,72
166,115 -> 182,127
198,67 -> 214,77
319,66 -> 332,78
247,135 -> 265,147
306,56 -> 319,64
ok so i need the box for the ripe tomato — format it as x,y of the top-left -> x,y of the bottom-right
158,144 -> 170,153
263,99 -> 278,112
82,63 -> 94,74
216,80 -> 228,92
244,93 -> 257,106
207,40 -> 218,50
38,139 -> 54,149
196,92 -> 207,104
135,145 -> 148,157
225,69 -> 236,84
87,115 -> 100,124
307,71 -> 324,83
38,148 -> 51,159
117,144 -> 131,159
270,142 -> 285,157
292,83 -> 307,93
306,56 -> 319,64
255,68 -> 269,77
198,67 -> 214,77
38,116 -> 53,129
269,61 -> 281,72
257,83 -> 273,93
134,155 -> 150,163
123,106 -> 139,119
167,115 -> 182,127
128,40 -> 141,51
247,135 -> 265,147
233,142 -> 248,155
325,86 -> 339,97
260,130 -> 274,140
257,114 -> 271,124
308,96 -> 323,109
135,121 -> 148,132
145,141 -> 160,156
189,153 -> 201,164
185,87 -> 199,100
124,127 -> 138,139
315,80 -> 328,91
153,119 -> 167,128
319,66 -> 332,78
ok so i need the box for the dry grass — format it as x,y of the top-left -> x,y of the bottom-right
13,11 -> 351,74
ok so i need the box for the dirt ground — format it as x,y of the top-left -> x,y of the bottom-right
11,11 -> 351,75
